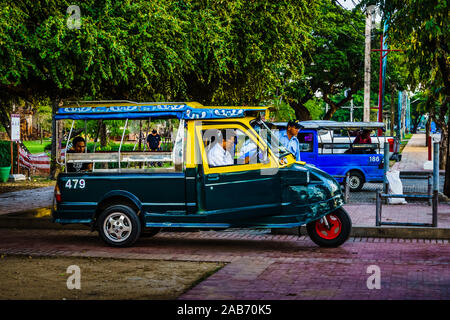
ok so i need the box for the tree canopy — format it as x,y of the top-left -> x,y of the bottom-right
361,0 -> 449,195
0,0 -> 318,105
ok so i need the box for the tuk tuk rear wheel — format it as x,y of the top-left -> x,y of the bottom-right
306,208 -> 352,247
98,205 -> 141,247
348,171 -> 364,192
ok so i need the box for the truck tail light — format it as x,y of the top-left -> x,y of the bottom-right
54,184 -> 62,202
378,161 -> 384,169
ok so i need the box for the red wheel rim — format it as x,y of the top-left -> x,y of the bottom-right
315,214 -> 342,240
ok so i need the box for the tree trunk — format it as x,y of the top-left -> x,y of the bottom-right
445,120 -> 450,197
322,92 -> 354,120
412,116 -> 420,134
100,122 -> 107,147
0,107 -> 11,139
288,100 -> 311,121
439,125 -> 447,171
50,97 -> 60,180
323,104 -> 337,120
390,87 -> 395,135
425,117 -> 430,147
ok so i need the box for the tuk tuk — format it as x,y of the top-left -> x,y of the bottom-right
52,101 -> 351,247
274,121 -> 397,191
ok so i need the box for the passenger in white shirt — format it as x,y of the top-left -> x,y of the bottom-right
207,130 -> 236,167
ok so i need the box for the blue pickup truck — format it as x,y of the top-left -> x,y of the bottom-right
274,121 -> 396,192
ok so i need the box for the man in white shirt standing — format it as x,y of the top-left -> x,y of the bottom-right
207,129 -> 236,167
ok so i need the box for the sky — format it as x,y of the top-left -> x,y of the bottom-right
336,0 -> 359,10
336,0 -> 382,23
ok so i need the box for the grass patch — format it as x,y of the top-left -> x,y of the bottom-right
23,140 -> 51,154
0,254 -> 225,300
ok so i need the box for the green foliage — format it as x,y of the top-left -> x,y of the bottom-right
304,99 -> 325,120
361,0 -> 448,126
0,0 -> 317,105
267,99 -> 295,122
283,0 -> 366,119
0,141 -> 17,167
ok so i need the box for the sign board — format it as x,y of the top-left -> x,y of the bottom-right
11,114 -> 20,141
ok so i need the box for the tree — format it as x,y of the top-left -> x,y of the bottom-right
1,0 -> 320,177
362,0 -> 449,195
281,0 -> 366,120
182,0 -> 318,105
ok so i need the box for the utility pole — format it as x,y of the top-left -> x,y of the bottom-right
363,5 -> 375,122
350,99 -> 354,122
372,22 -> 401,135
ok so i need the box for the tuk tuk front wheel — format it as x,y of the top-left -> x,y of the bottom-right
306,208 -> 352,247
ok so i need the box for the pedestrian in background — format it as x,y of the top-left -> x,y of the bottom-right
147,129 -> 162,167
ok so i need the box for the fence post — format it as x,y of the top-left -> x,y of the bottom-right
427,174 -> 432,206
376,190 -> 381,226
428,136 -> 432,161
383,142 -> 389,195
432,142 -> 439,227
345,172 -> 350,203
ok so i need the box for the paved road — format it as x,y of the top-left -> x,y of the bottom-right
0,228 -> 448,300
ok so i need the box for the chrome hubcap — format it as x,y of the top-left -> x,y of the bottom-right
103,212 -> 132,242
349,176 -> 360,188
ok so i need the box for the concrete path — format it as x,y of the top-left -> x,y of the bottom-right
391,133 -> 434,172
0,186 -> 54,215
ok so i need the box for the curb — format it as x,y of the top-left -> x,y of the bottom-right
1,215 -> 450,239
273,226 -> 450,240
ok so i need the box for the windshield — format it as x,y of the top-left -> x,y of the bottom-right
250,119 -> 290,158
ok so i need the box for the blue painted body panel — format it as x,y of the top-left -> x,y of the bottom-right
299,130 -> 384,184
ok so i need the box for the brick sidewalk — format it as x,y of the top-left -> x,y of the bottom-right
0,229 -> 448,299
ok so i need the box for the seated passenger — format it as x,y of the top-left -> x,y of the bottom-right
353,129 -> 372,144
207,129 -> 236,167
352,129 -> 375,154
67,136 -> 92,173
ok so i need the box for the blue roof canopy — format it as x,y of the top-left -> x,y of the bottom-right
273,120 -> 385,130
55,102 -> 268,120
